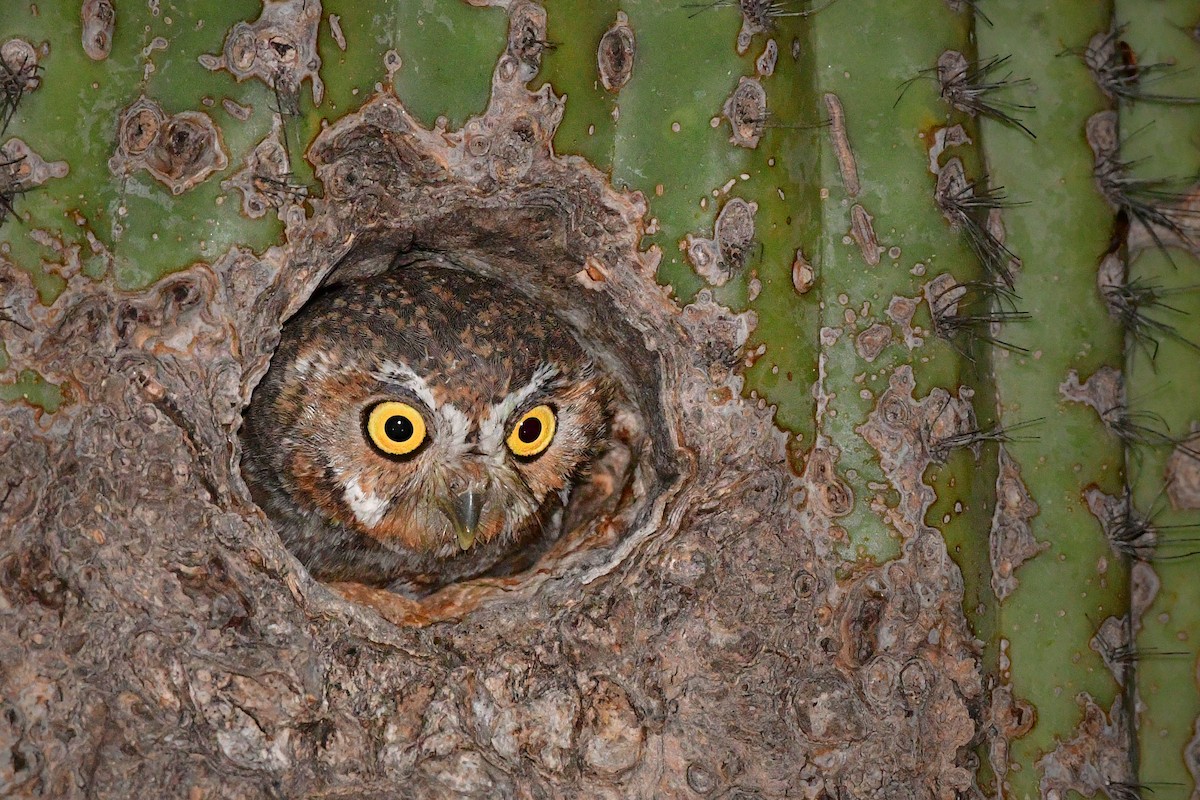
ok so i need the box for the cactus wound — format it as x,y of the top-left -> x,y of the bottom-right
823,92 -> 859,197
80,0 -> 114,61
791,248 -> 814,294
1085,487 -> 1155,560
328,13 -> 346,51
722,75 -> 766,149
1087,110 -> 1199,258
1061,365 -> 1124,419
222,117 -> 305,220
989,447 -> 1047,600
755,38 -> 778,77
1,138 -> 67,194
849,204 -> 882,266
1090,615 -> 1136,686
1083,26 -> 1200,105
1036,695 -> 1134,800
684,197 -> 757,286
597,12 -> 634,93
109,96 -> 228,196
934,50 -> 1035,137
853,323 -> 890,363
199,0 -> 325,106
987,684 -> 1038,783
886,294 -> 924,349
1,38 -> 41,100
1166,423 -> 1200,510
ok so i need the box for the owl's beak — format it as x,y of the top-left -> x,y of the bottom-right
449,488 -> 485,550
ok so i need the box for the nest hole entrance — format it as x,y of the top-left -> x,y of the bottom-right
244,207 -> 679,625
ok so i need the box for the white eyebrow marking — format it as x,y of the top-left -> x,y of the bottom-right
372,360 -> 437,409
374,361 -> 472,455
343,475 -> 388,527
439,403 -> 471,454
480,363 -> 559,451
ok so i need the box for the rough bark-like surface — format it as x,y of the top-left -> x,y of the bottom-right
0,3 -> 986,797
989,446 -> 1047,601
1037,695 -> 1133,800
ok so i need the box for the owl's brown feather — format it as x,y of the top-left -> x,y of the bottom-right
241,263 -> 611,594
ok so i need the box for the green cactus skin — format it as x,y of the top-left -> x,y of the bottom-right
1116,1 -> 1200,793
975,4 -> 1131,799
0,367 -> 64,413
537,0 -> 620,169
2,1 -> 281,293
0,1 -> 510,295
319,1 -> 506,131
545,2 -> 822,440
806,2 -> 998,573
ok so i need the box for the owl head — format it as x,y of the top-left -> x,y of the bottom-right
241,264 -> 612,586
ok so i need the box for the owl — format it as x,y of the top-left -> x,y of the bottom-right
240,263 -> 612,594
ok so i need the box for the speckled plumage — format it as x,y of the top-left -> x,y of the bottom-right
241,264 -> 611,594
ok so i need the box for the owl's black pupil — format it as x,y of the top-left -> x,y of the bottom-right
385,415 -> 414,443
518,417 -> 542,444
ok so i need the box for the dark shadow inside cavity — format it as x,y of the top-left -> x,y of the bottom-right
250,203 -> 680,598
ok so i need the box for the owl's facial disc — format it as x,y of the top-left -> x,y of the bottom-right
271,345 -> 597,563
243,265 -> 613,588
346,365 -> 563,554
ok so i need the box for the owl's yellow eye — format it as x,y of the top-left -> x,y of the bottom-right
366,401 -> 427,456
507,405 -> 556,457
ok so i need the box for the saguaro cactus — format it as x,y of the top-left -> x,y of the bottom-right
1,1 -> 1198,797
